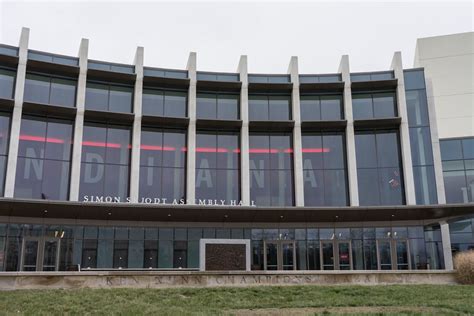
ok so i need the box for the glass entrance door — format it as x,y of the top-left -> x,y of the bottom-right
321,242 -> 334,270
377,239 -> 410,270
337,241 -> 351,270
21,238 -> 60,271
264,240 -> 296,270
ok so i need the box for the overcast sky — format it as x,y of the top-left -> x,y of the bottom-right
1,1 -> 472,73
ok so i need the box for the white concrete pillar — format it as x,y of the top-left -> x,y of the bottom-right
391,52 -> 416,205
4,27 -> 29,197
238,56 -> 250,206
186,52 -> 197,204
288,56 -> 304,206
338,55 -> 359,206
69,38 -> 89,201
425,78 -> 446,204
129,47 -> 144,203
439,220 -> 454,270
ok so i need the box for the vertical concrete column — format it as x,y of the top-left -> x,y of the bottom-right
425,78 -> 446,204
288,56 -> 304,206
186,52 -> 197,204
338,55 -> 359,206
439,220 -> 454,270
391,52 -> 416,205
129,47 -> 144,203
238,56 -> 250,205
4,27 -> 29,197
68,38 -> 89,201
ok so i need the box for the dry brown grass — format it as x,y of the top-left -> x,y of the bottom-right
454,250 -> 474,284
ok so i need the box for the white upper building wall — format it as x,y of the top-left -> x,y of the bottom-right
414,32 -> 474,139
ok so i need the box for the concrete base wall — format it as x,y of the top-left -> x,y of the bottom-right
0,271 -> 456,290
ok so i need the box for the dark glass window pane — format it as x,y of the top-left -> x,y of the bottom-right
304,169 -> 324,206
41,160 -> 70,200
373,93 -> 396,118
324,169 -> 347,206
355,134 -> 376,168
139,166 -> 161,200
270,169 -> 294,206
196,168 -> 216,200
413,166 -> 437,205
443,170 -> 467,203
79,162 -> 105,199
323,134 -> 344,169
0,156 -> 7,195
50,78 -> 76,107
269,95 -> 290,120
196,93 -> 216,119
14,157 -> 42,198
462,138 -> 474,159
321,95 -> 342,120
164,91 -> 187,117
217,94 -> 239,120
162,131 -> 186,168
142,89 -> 164,116
196,133 -> 217,169
404,70 -> 426,90
410,127 -> 433,166
376,132 -> 400,168
81,124 -> 107,163
440,140 -> 463,161
357,169 -> 380,206
18,118 -> 47,158
270,134 -> 292,170
378,167 -> 404,205
105,127 -> 131,165
44,120 -> 73,161
109,85 -> 133,113
249,135 -> 270,170
161,167 -> 185,200
104,164 -> 129,200
300,96 -> 320,121
0,69 -> 15,99
406,90 -> 429,126
302,134 -> 323,169
216,169 -> 239,202
352,94 -> 372,120
250,169 -> 270,206
249,95 -> 268,120
24,74 -> 50,104
0,114 -> 11,155
85,83 -> 108,111
140,130 -> 162,167
217,134 -> 239,169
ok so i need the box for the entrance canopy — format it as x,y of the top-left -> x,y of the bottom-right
0,198 -> 472,223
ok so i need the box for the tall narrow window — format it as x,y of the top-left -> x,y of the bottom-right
0,68 -> 15,99
15,116 -> 73,200
0,113 -> 11,196
195,131 -> 240,203
139,128 -> 186,202
249,133 -> 294,206
355,130 -> 404,206
302,133 -> 348,206
79,124 -> 131,201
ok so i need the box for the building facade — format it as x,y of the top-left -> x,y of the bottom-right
0,28 -> 472,272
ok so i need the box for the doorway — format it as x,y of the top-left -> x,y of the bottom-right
21,237 -> 60,271
320,240 -> 352,270
263,240 -> 296,270
376,239 -> 410,270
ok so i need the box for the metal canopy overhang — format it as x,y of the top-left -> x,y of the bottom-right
0,198 -> 472,223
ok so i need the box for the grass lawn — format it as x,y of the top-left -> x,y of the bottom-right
0,285 -> 472,315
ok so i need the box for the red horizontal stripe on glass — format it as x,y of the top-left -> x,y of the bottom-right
302,148 -> 330,153
19,135 -> 65,144
249,149 -> 279,154
140,145 -> 176,151
82,141 -> 121,148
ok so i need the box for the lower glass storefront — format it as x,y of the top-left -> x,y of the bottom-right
1,221 -> 469,272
